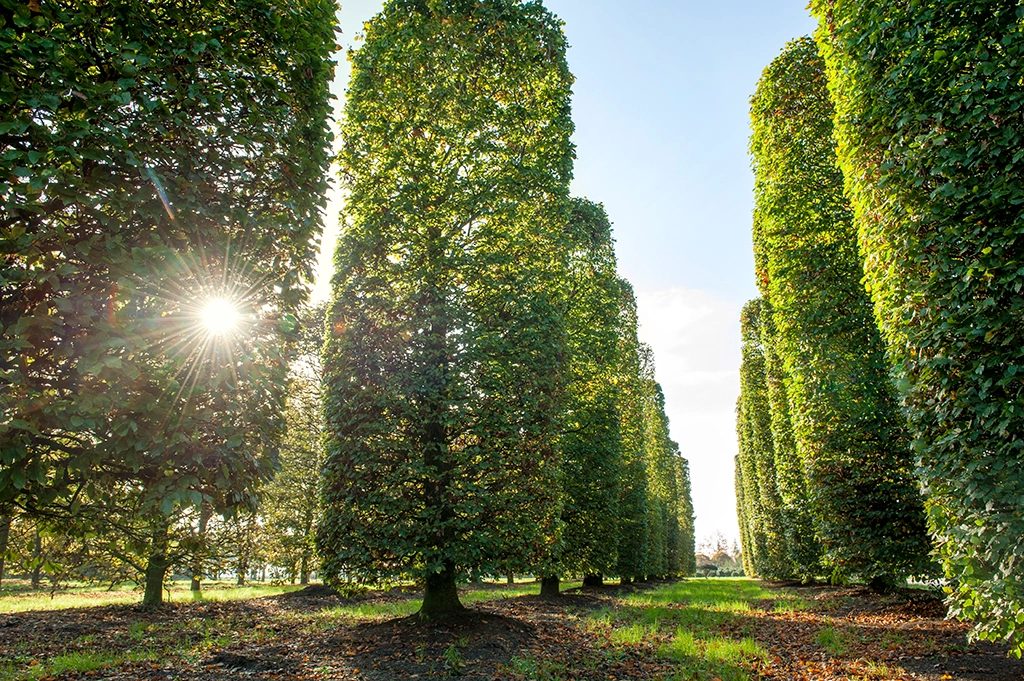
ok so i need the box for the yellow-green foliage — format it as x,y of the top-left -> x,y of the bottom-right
749,37 -> 930,585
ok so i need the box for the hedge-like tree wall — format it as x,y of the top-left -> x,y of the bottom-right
811,1 -> 1024,648
749,37 -> 930,588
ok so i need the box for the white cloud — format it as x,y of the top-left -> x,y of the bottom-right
636,288 -> 742,546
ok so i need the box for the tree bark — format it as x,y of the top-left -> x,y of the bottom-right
582,573 -> 603,587
540,575 -> 560,598
620,576 -> 632,586
506,573 -> 515,585
419,563 -> 465,621
142,518 -> 171,607
300,554 -> 310,586
0,512 -> 11,587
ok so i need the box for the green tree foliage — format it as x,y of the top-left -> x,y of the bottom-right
734,455 -> 755,578
0,0 -> 337,604
811,1 -> 1024,649
636,371 -> 678,578
675,456 -> 696,577
318,0 -> 574,619
758,301 -> 821,580
749,37 -> 931,587
613,282 -> 651,583
735,300 -> 791,579
542,199 -> 624,593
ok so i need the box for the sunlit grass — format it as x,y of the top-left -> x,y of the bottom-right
609,622 -> 653,645
658,628 -> 768,681
0,649 -> 157,681
580,578 -> 789,681
0,582 -> 304,614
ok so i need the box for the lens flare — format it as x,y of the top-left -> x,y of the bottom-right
201,298 -> 241,336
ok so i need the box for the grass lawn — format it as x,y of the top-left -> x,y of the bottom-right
1,577 -> 1021,680
0,580 -> 307,614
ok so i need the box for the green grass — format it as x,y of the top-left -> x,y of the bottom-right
0,649 -> 158,681
815,626 -> 847,656
0,582 -> 304,613
581,578 -> 792,681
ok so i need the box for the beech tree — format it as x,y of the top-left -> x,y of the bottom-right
749,38 -> 930,588
539,199 -> 623,597
0,0 -> 336,605
812,1 -> 1024,649
613,282 -> 652,583
758,301 -> 821,580
735,299 -> 790,579
318,0 -> 574,620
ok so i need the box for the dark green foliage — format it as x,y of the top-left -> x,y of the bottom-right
749,37 -> 931,584
0,0 -> 336,603
556,199 -> 623,578
318,0 -> 574,616
811,1 -> 1024,651
735,299 -> 791,579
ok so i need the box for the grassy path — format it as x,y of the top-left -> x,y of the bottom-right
1,578 -> 1021,680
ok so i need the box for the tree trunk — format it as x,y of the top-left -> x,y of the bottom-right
0,513 -> 11,587
142,518 -> 171,607
419,563 -> 465,621
190,502 -> 212,594
620,576 -> 632,586
582,573 -> 603,588
506,573 -> 514,585
300,554 -> 309,586
540,575 -> 560,598
30,528 -> 42,589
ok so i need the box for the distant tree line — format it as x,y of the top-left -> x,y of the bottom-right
739,1 -> 1024,656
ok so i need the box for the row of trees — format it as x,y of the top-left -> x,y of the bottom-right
1,0 -> 337,605
740,0 -> 1024,654
3,0 -> 694,613
318,0 -> 694,619
737,38 -> 930,590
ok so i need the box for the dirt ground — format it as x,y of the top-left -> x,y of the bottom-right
1,580 -> 1022,680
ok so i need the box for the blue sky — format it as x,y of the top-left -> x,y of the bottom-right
314,0 -> 819,548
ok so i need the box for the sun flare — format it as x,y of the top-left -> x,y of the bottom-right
201,297 -> 241,336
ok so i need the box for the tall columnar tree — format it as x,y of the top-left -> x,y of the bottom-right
811,1 -> 1024,649
318,0 -> 575,620
0,0 -> 337,605
749,37 -> 931,588
614,281 -> 652,583
758,301 -> 821,580
541,199 -> 623,596
674,456 -> 696,577
735,299 -> 791,579
734,455 -> 755,578
639,377 -> 690,579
